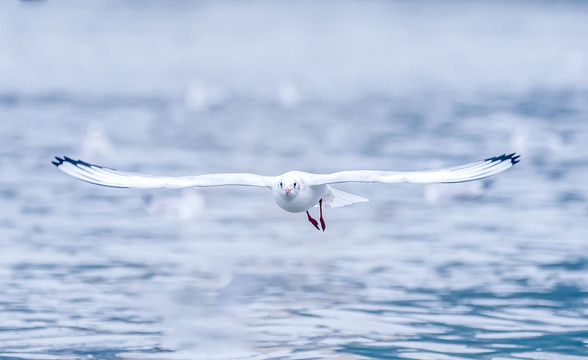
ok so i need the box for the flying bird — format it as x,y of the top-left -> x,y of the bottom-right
52,153 -> 520,231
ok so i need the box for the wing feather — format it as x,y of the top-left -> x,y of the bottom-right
307,153 -> 520,186
52,156 -> 274,189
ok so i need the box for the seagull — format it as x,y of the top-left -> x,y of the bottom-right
52,153 -> 520,231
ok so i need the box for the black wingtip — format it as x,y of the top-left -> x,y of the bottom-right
484,152 -> 521,166
52,155 -> 112,172
77,159 -> 92,167
59,156 -> 81,166
52,156 -> 64,167
52,155 -> 81,167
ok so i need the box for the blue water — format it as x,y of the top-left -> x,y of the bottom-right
1,1 -> 587,359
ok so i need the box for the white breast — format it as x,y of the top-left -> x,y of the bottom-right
273,184 -> 328,213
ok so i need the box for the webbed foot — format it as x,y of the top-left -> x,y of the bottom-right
306,211 -> 320,230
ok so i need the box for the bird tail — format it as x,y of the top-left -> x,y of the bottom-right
322,186 -> 369,208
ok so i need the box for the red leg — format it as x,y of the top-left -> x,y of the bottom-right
319,199 -> 326,231
306,211 -> 320,230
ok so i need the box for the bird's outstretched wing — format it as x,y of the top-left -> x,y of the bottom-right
306,153 -> 520,186
52,156 -> 274,189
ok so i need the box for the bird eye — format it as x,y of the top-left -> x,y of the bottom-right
294,182 -> 297,187
279,182 -> 282,188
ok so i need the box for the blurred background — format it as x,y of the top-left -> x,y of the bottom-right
1,1 -> 587,359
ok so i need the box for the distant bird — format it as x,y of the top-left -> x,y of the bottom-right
424,179 -> 494,204
80,121 -> 115,159
52,153 -> 520,231
423,159 -> 494,204
276,81 -> 301,108
510,124 -> 564,161
143,189 -> 205,222
183,80 -> 227,113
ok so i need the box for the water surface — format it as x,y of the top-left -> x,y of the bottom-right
0,1 -> 587,359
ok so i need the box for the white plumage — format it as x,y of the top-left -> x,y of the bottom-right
52,153 -> 520,231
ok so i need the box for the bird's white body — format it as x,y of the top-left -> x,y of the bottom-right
274,185 -> 328,212
272,172 -> 328,213
270,171 -> 368,212
52,153 -> 520,230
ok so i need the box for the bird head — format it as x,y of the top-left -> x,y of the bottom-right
274,175 -> 301,200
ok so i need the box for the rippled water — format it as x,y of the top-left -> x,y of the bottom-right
1,1 -> 588,359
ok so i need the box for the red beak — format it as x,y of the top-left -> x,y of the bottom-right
285,187 -> 291,195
